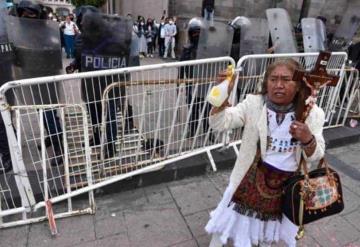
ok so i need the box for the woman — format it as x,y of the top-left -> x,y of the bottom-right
60,15 -> 79,58
137,17 -> 148,58
205,59 -> 325,247
145,18 -> 156,57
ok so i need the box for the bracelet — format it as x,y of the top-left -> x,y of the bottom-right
301,135 -> 314,146
302,135 -> 316,150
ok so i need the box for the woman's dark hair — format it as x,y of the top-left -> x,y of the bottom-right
260,58 -> 311,120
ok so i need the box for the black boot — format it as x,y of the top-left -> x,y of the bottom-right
104,143 -> 116,159
0,154 -> 13,174
87,128 -> 101,147
37,136 -> 52,151
50,140 -> 64,167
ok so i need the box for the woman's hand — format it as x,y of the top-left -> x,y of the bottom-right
289,121 -> 313,144
216,70 -> 236,95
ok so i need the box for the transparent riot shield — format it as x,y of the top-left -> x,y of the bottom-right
239,18 -> 269,58
329,4 -> 360,51
301,18 -> 327,53
196,21 -> 234,59
129,31 -> 140,67
266,8 -> 298,54
6,15 -> 62,105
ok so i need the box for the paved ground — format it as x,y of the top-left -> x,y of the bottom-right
0,141 -> 359,247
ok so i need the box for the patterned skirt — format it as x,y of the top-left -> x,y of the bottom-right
205,156 -> 299,247
231,159 -> 295,221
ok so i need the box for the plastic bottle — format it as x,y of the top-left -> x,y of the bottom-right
207,65 -> 234,107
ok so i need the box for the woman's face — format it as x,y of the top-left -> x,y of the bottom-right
266,65 -> 298,106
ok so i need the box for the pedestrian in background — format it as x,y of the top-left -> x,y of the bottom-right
60,15 -> 79,58
137,16 -> 148,58
163,16 -> 177,59
202,0 -> 215,28
158,16 -> 166,57
145,18 -> 157,57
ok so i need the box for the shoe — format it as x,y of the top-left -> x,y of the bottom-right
104,143 -> 116,159
163,55 -> 167,59
84,130 -> 101,147
208,133 -> 216,143
51,156 -> 63,167
50,148 -> 63,167
0,155 -> 12,174
88,137 -> 101,146
209,26 -> 216,31
37,137 -> 52,151
66,54 -> 70,59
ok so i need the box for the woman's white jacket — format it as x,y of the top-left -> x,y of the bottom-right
209,94 -> 325,192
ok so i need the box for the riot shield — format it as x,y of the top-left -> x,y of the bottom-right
266,8 -> 298,54
275,0 -> 304,24
6,15 -> 62,105
80,13 -> 132,103
301,18 -> 327,53
329,4 -> 360,51
0,8 -> 14,104
239,18 -> 269,58
196,20 -> 234,59
129,31 -> 140,67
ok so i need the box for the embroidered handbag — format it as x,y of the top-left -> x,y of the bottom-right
282,157 -> 344,239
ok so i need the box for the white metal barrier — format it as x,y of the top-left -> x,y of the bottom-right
0,57 -> 235,229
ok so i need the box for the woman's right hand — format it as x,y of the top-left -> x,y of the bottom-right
216,70 -> 236,96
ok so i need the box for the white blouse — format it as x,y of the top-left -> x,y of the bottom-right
263,108 -> 300,171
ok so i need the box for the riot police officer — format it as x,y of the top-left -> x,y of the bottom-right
179,18 -> 214,142
66,8 -> 135,159
0,3 -> 13,173
10,0 -> 64,167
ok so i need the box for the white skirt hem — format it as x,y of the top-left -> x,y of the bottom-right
205,185 -> 298,247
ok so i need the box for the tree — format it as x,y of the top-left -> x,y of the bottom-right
71,0 -> 106,8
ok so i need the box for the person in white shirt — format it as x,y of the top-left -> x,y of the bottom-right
60,15 -> 79,58
163,17 -> 177,59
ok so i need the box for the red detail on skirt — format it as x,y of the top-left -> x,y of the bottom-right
231,159 -> 295,221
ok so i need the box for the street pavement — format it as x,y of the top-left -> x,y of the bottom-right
0,141 -> 359,247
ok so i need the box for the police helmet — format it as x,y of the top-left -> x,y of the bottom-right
74,5 -> 99,31
17,0 -> 42,18
187,17 -> 204,45
230,16 -> 251,30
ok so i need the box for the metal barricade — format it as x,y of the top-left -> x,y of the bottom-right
0,57 -> 235,229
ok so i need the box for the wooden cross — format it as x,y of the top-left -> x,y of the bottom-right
292,51 -> 340,121
293,51 -> 339,89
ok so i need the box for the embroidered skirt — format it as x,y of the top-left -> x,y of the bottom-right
231,160 -> 295,221
205,159 -> 299,247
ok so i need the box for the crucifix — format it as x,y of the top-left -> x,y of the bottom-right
292,51 -> 340,122
291,51 -> 341,240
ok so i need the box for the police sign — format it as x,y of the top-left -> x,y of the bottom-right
82,54 -> 127,70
